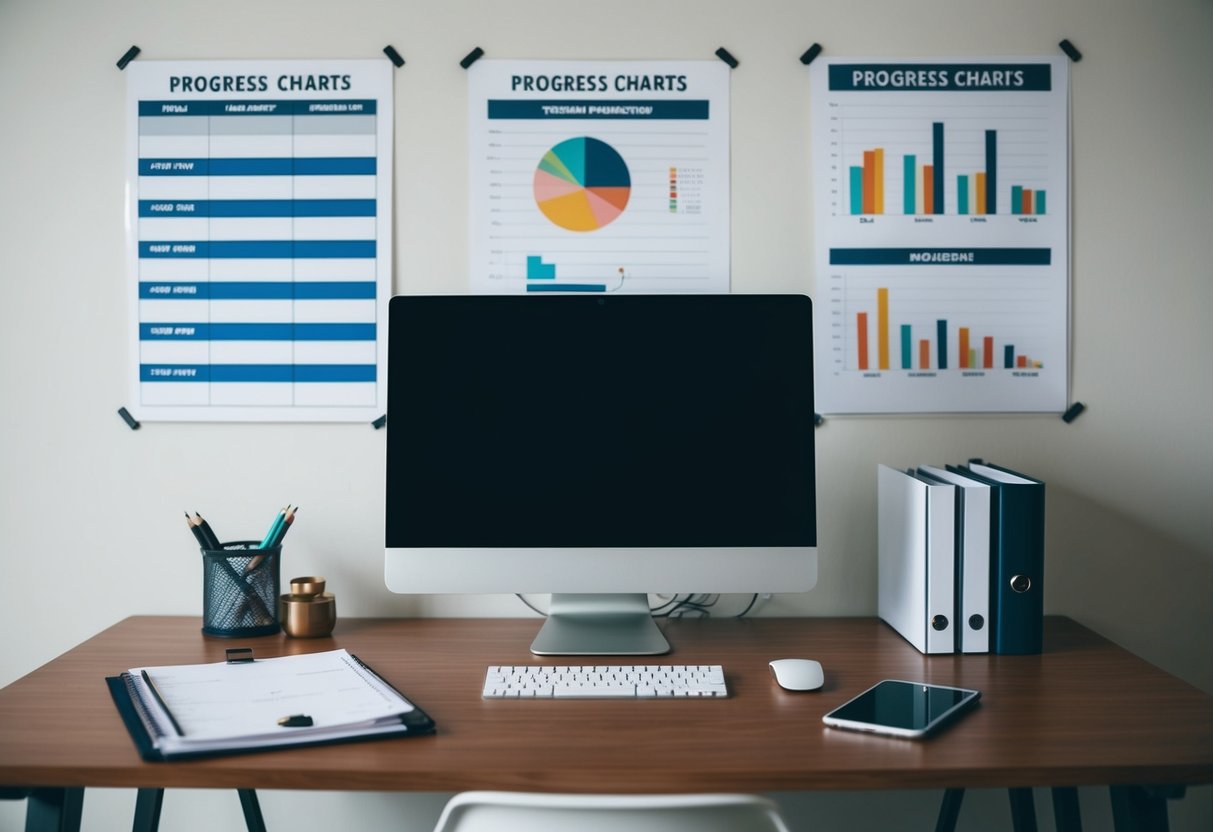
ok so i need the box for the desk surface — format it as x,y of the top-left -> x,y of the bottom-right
2,615 -> 1212,793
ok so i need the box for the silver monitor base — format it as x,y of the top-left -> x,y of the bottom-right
530,593 -> 671,656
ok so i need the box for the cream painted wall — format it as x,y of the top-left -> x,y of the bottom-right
1,1 -> 1210,829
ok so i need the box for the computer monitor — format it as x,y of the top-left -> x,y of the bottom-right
385,294 -> 817,655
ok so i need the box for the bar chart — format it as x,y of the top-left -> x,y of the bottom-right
843,117 -> 1049,217
850,284 -> 1046,372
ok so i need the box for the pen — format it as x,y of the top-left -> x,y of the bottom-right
140,669 -> 185,737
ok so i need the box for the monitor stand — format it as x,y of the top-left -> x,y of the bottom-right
530,593 -> 671,656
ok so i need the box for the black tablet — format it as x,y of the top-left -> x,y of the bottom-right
822,680 -> 981,739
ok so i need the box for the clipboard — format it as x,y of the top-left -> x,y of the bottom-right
106,649 -> 435,761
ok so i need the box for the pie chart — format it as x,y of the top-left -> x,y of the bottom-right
534,137 -> 631,232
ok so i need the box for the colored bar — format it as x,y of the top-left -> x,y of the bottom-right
936,319 -> 948,370
985,130 -> 997,214
1023,189 -> 1034,214
862,151 -> 875,214
932,122 -> 945,215
969,349 -> 978,368
1011,186 -> 1023,215
919,339 -> 930,370
877,288 -> 890,370
959,327 -> 970,369
526,255 -> 556,280
1035,190 -> 1047,215
903,155 -> 916,215
957,175 -> 969,215
849,167 -> 863,214
525,283 -> 606,292
975,172 -> 987,216
983,336 -> 994,369
923,166 -> 934,214
873,149 -> 885,214
857,312 -> 869,370
1004,345 -> 1015,369
900,325 -> 912,370
1017,355 -> 1028,368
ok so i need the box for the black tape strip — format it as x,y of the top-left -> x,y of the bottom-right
1062,402 -> 1086,423
117,407 -> 141,430
714,47 -> 739,69
799,44 -> 823,65
460,47 -> 485,69
1058,39 -> 1083,62
372,414 -> 387,430
116,45 -> 141,71
383,45 -> 405,68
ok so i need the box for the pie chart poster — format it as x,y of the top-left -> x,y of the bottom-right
469,60 -> 730,294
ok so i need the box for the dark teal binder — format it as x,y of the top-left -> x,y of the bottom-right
953,462 -> 1045,655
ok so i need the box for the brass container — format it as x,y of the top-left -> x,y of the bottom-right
280,576 -> 336,638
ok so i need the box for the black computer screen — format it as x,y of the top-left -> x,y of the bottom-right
386,294 -> 815,549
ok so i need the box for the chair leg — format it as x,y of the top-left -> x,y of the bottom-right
237,789 -> 267,832
1008,788 -> 1038,832
132,788 -> 164,832
935,787 -> 965,832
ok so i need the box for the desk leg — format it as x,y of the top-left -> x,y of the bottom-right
133,788 -> 165,832
1051,787 -> 1082,832
1109,785 -> 1183,832
935,787 -> 965,832
237,789 -> 267,832
1008,787 -> 1038,832
24,787 -> 83,832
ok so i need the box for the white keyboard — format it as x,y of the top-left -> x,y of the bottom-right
483,664 -> 728,699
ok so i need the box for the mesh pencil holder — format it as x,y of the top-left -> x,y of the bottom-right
201,541 -> 281,637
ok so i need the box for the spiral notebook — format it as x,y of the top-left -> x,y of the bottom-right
106,648 -> 434,760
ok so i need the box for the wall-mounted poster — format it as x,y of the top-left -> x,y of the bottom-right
126,59 -> 393,422
468,59 -> 730,294
811,57 -> 1069,413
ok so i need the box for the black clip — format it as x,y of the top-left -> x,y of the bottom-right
460,47 -> 485,69
372,413 -> 387,430
383,45 -> 405,68
225,647 -> 255,664
714,48 -> 739,69
1061,401 -> 1086,423
117,407 -> 141,430
116,45 -> 141,71
813,413 -> 825,428
1058,39 -> 1083,62
799,44 -> 823,66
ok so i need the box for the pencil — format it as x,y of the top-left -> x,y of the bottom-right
185,512 -> 208,548
257,505 -> 289,550
270,505 -> 297,548
193,511 -> 222,550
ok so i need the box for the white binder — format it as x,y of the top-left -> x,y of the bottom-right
919,465 -> 991,653
877,465 -> 955,654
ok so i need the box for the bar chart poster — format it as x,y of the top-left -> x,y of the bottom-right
469,60 -> 729,294
810,57 -> 1069,413
125,60 -> 393,422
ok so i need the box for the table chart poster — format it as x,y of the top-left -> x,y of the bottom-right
126,60 -> 393,422
811,57 -> 1069,414
468,60 -> 730,294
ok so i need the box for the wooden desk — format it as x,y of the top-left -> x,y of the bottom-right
2,616 -> 1211,831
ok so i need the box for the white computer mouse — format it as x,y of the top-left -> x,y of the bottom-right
769,658 -> 824,691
